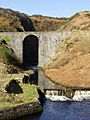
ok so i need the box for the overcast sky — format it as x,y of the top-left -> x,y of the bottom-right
0,0 -> 90,17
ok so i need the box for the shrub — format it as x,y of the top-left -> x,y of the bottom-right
65,42 -> 73,52
84,14 -> 90,18
64,88 -> 75,99
5,79 -> 23,94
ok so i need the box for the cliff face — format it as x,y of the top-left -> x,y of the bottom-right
0,8 -> 35,32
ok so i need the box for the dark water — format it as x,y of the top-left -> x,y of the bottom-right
13,69 -> 90,120
15,100 -> 90,120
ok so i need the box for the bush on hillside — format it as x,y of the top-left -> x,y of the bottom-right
5,79 -> 23,94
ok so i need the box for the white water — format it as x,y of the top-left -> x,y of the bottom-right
45,90 -> 90,101
73,90 -> 90,101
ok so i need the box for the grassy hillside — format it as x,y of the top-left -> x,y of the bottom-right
30,11 -> 90,31
30,15 -> 67,31
0,8 -> 90,31
45,31 -> 90,89
0,8 -> 35,32
58,11 -> 90,31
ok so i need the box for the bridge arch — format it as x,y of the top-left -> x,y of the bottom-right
23,35 -> 39,67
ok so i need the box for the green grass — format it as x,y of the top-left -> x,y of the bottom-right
0,45 -> 20,65
0,35 -> 10,43
0,37 -> 38,109
0,82 -> 38,109
4,35 -> 10,43
21,84 -> 38,102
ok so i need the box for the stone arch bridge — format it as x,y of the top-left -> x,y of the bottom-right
0,32 -> 71,67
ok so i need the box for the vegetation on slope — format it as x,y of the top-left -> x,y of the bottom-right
45,31 -> 90,89
0,47 -> 36,109
0,45 -> 20,65
0,79 -> 38,108
0,8 -> 35,32
0,39 -> 38,109
0,8 -> 90,31
30,15 -> 67,31
58,11 -> 90,31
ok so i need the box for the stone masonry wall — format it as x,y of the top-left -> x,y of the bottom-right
0,32 -> 71,67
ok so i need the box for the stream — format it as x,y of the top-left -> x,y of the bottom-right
14,101 -> 90,120
14,67 -> 90,120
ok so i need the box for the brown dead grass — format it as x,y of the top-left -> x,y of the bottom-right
58,11 -> 90,30
30,15 -> 66,31
45,31 -> 90,89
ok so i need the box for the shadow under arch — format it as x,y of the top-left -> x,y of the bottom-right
23,35 -> 39,67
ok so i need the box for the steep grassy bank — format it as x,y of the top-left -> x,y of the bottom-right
58,11 -> 90,31
0,39 -> 39,110
0,38 -> 22,74
0,44 -> 20,65
44,31 -> 90,89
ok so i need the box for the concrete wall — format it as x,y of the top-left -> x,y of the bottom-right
0,32 -> 71,67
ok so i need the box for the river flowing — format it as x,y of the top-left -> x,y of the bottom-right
14,68 -> 90,120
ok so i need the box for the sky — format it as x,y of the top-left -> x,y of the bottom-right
0,0 -> 90,17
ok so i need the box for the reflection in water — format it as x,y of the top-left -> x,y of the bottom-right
30,71 -> 38,85
22,71 -> 38,85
